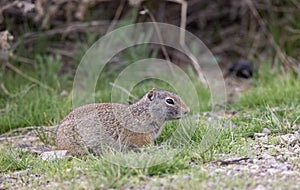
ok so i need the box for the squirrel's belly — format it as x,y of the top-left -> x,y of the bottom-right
125,132 -> 154,147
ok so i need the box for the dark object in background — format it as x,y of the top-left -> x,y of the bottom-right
227,60 -> 255,79
224,60 -> 255,104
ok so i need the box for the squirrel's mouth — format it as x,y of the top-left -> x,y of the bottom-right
183,110 -> 189,115
173,117 -> 181,120
174,112 -> 189,119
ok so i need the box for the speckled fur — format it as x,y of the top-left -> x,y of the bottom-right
56,88 -> 190,155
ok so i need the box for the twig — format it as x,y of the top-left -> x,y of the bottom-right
144,6 -> 171,62
47,47 -> 75,58
0,83 -> 12,97
5,62 -> 54,91
11,21 -> 109,52
106,0 -> 126,34
168,0 -> 187,45
109,82 -> 138,100
211,156 -> 250,166
167,0 -> 206,84
0,125 -> 58,139
0,83 -> 36,98
245,0 -> 298,72
143,6 -> 181,81
20,84 -> 37,98
286,27 -> 300,34
0,0 -> 18,13
9,53 -> 34,65
0,134 -> 30,142
179,0 -> 187,45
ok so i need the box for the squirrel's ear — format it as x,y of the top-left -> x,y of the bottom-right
147,90 -> 155,101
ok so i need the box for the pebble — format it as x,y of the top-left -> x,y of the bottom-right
254,133 -> 267,138
267,168 -> 279,175
281,134 -> 299,144
40,150 -> 69,161
60,90 -> 68,97
202,132 -> 300,188
254,184 -> 267,190
262,128 -> 271,135
281,170 -> 297,176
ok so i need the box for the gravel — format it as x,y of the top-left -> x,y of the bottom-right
1,127 -> 300,189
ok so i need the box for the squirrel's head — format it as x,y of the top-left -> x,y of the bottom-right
144,88 -> 190,121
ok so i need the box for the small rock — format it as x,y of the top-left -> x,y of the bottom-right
13,168 -> 30,175
262,128 -> 271,135
281,170 -> 297,176
252,158 -> 261,164
40,150 -> 70,161
267,168 -> 280,175
60,90 -> 68,97
250,165 -> 260,170
293,144 -> 300,153
254,133 -> 268,142
292,124 -> 300,130
281,134 -> 299,145
4,177 -> 17,183
277,164 -> 290,171
182,175 -> 191,180
276,155 -> 286,162
254,184 -> 266,190
261,153 -> 274,160
214,168 -> 226,174
254,133 -> 267,138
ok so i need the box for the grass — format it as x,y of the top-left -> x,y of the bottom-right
0,59 -> 71,133
0,45 -> 299,189
237,64 -> 300,108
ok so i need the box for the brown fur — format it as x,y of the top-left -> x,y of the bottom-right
56,88 -> 190,155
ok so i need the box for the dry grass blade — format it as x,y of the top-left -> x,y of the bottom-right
106,0 -> 126,34
109,82 -> 138,100
5,62 -> 54,91
245,0 -> 298,72
167,0 -> 206,83
144,6 -> 171,62
11,21 -> 108,51
0,82 -> 12,97
0,125 -> 58,139
143,6 -> 179,80
167,0 -> 187,45
0,0 -> 18,14
211,156 -> 250,165
9,54 -> 34,65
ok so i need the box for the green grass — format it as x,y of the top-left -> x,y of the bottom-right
0,55 -> 72,133
0,47 -> 299,189
0,50 -> 211,134
237,64 -> 300,108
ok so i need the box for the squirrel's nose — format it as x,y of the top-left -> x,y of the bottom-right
183,107 -> 190,115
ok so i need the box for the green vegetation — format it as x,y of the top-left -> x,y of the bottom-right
1,1 -> 299,188
0,55 -> 71,133
0,45 -> 299,188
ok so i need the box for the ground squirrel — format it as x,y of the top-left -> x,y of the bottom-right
56,88 -> 190,155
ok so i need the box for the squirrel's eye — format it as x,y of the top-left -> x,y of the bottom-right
166,98 -> 174,105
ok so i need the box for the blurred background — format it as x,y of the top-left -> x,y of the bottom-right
1,0 -> 299,71
0,0 -> 299,132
